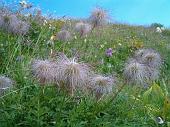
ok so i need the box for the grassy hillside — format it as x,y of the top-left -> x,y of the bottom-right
0,9 -> 170,127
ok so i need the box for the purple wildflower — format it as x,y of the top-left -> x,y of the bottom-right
105,48 -> 113,57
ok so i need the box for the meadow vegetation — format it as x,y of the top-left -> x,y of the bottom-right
0,2 -> 170,127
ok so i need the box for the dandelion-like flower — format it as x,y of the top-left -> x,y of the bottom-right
89,75 -> 116,98
55,54 -> 92,95
31,59 -> 57,85
89,7 -> 108,29
75,22 -> 91,37
57,30 -> 71,42
0,76 -> 13,95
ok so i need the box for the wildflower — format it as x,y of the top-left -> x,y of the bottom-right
43,19 -> 48,25
50,35 -> 56,41
16,55 -> 24,62
55,54 -> 92,95
133,41 -> 143,49
118,43 -> 122,46
44,19 -> 48,24
31,59 -> 57,85
47,40 -> 54,46
89,7 -> 108,29
107,63 -> 112,68
100,58 -> 104,64
57,30 -> 71,42
105,48 -> 113,57
75,22 -> 91,37
74,35 -> 77,40
100,44 -> 104,48
156,117 -> 164,125
156,27 -> 162,33
89,74 -> 116,99
0,76 -> 13,95
47,35 -> 57,46
84,39 -> 87,43
19,1 -> 27,7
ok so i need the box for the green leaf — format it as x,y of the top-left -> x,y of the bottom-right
142,83 -> 165,110
143,86 -> 153,104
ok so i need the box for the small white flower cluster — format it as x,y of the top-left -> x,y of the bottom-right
156,27 -> 165,33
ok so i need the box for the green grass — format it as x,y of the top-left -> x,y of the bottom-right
0,21 -> 170,127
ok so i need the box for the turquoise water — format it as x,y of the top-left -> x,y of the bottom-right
3,0 -> 170,27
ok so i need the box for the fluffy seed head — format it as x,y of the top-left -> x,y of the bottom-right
0,76 -> 13,95
125,48 -> 162,87
89,7 -> 108,28
75,22 -> 92,37
123,59 -> 151,86
146,67 -> 160,82
135,49 -> 162,69
31,59 -> 57,85
18,20 -> 30,35
57,30 -> 71,42
89,74 -> 116,95
0,11 -> 30,35
141,50 -> 162,69
55,54 -> 92,93
134,48 -> 149,58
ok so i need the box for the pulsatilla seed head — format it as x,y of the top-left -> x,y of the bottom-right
55,54 -> 92,95
31,59 -> 57,85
